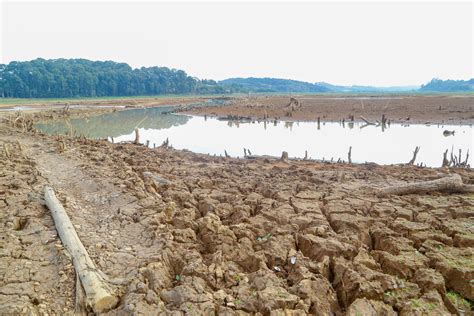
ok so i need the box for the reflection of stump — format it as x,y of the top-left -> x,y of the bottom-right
281,151 -> 289,162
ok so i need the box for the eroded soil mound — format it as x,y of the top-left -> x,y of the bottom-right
1,119 -> 473,314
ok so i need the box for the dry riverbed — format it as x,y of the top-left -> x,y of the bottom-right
1,108 -> 474,315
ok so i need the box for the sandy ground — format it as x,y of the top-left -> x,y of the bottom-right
184,95 -> 474,125
1,108 -> 474,315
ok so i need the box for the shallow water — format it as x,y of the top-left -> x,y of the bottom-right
36,107 -> 473,167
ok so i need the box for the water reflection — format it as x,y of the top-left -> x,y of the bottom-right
36,109 -> 473,167
36,106 -> 189,138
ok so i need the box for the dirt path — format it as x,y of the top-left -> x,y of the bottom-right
1,115 -> 474,314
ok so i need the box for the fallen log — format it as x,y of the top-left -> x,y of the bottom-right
44,186 -> 118,313
377,174 -> 474,197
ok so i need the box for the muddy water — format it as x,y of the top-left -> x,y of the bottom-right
36,107 -> 473,167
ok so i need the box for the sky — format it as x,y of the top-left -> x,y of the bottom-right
1,0 -> 472,86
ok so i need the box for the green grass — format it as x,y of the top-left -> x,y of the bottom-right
410,299 -> 437,311
447,291 -> 474,311
0,94 -> 227,105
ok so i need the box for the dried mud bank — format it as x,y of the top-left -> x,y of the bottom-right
0,96 -> 212,110
185,95 -> 474,125
1,114 -> 474,315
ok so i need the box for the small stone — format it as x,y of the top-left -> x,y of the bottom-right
124,303 -> 135,312
290,256 -> 297,265
136,281 -> 147,293
145,290 -> 159,304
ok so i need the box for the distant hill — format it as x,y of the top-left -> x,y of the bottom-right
420,78 -> 474,92
315,82 -> 418,93
219,77 -> 330,93
220,77 -> 418,93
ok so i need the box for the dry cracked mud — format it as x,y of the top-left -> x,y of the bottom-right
1,111 -> 473,315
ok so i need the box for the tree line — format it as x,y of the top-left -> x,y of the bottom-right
420,78 -> 474,92
0,58 -> 226,98
1,58 -> 472,98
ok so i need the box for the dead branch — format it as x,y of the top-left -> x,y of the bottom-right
408,146 -> 420,165
3,143 -> 11,158
360,116 -> 375,125
377,174 -> 474,197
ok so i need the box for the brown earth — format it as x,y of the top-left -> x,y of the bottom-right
184,95 -> 474,125
1,109 -> 474,315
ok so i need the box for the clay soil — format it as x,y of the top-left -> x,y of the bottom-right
1,108 -> 474,315
185,95 -> 474,125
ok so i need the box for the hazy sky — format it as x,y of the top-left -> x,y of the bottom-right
1,1 -> 472,86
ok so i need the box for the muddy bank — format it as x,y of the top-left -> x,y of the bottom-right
0,95 -> 214,109
185,95 -> 474,125
1,112 -> 474,314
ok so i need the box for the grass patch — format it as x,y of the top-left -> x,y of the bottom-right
447,291 -> 474,311
410,299 -> 436,311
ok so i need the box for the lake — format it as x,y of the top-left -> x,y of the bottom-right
36,106 -> 473,168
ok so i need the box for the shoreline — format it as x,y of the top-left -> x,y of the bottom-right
1,105 -> 473,314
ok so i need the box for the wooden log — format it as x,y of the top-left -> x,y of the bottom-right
377,174 -> 474,197
74,271 -> 87,316
44,187 -> 118,313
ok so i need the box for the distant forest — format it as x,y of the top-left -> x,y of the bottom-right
0,58 -> 472,98
419,78 -> 474,92
0,58 -> 225,98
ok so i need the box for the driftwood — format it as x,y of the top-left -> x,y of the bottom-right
377,174 -> 474,197
44,187 -> 118,313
